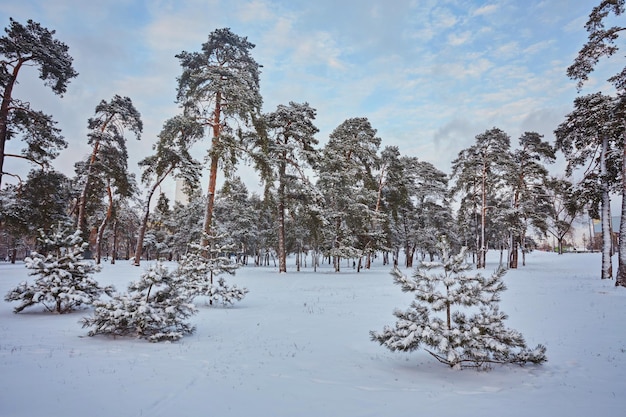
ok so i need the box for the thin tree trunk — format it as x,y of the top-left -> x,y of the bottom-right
617,128 -> 626,287
600,134 -> 613,279
480,160 -> 487,269
133,195 -> 152,266
95,182 -> 113,265
111,219 -> 117,264
77,113 -> 115,238
277,156 -> 287,273
510,235 -> 518,269
76,140 -> 100,236
133,172 -> 170,266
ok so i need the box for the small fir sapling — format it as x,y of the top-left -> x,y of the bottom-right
81,262 -> 196,342
4,226 -> 111,314
178,236 -> 248,306
370,237 -> 547,369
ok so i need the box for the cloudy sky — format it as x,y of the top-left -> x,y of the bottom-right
0,0 -> 620,196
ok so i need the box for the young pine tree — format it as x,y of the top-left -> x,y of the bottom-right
5,226 -> 111,314
178,236 -> 248,306
371,237 -> 546,369
81,262 -> 197,342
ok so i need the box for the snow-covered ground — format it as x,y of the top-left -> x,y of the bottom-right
1,250 -> 624,417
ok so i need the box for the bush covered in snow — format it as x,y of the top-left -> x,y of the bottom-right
81,262 -> 197,342
371,237 -> 547,369
4,227 -> 111,314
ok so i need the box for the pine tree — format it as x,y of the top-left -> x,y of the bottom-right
567,0 -> 626,287
134,115 -> 202,266
317,117 -> 383,272
4,225 -> 111,314
75,95 -> 142,243
213,177 -> 259,264
544,177 -> 582,254
258,102 -> 319,273
82,262 -> 196,342
176,28 -> 262,241
451,128 -> 513,268
555,93 -> 623,278
507,132 -> 555,268
177,236 -> 248,306
371,237 -> 547,369
0,18 -> 78,188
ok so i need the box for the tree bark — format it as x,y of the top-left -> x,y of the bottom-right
201,91 -> 222,248
479,161 -> 487,269
95,181 -> 114,265
617,129 -> 626,287
77,114 -> 115,239
277,150 -> 287,273
111,220 -> 117,265
600,134 -> 613,279
133,170 -> 171,266
0,59 -> 23,189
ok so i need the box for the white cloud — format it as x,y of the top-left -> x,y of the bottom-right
448,31 -> 472,46
473,4 -> 499,16
237,0 -> 274,22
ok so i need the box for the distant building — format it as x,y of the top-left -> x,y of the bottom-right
174,179 -> 190,205
593,216 -> 621,251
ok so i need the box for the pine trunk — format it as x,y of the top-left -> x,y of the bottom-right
0,60 -> 21,189
133,172 -> 169,266
95,182 -> 114,265
134,203 -> 150,266
479,161 -> 487,269
510,236 -> 518,269
600,134 -> 613,279
277,155 -> 287,273
277,198 -> 286,273
202,91 -> 222,247
111,219 -> 117,264
76,140 -> 100,237
617,130 -> 626,287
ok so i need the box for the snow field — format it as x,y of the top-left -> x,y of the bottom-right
0,250 -> 625,416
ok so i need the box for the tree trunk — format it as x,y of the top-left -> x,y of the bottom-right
509,236 -> 518,269
133,180 -> 162,266
617,129 -> 626,287
111,219 -> 117,264
479,161 -> 487,269
77,113 -> 115,239
201,91 -> 222,248
521,231 -> 527,266
277,156 -> 287,273
95,182 -> 114,265
0,59 -> 23,189
600,134 -> 613,279
76,141 -> 98,238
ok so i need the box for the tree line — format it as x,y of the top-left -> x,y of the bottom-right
1,3 -> 625,286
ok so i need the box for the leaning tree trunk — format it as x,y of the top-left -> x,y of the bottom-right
0,59 -> 23,189
95,182 -> 114,265
133,172 -> 170,266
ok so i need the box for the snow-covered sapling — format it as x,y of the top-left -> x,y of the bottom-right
81,262 -> 197,342
4,226 -> 111,314
178,236 -> 248,306
371,237 -> 547,369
